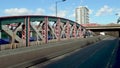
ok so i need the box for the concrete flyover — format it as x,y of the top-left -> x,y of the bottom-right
86,24 -> 120,31
86,24 -> 120,37
0,36 -> 107,68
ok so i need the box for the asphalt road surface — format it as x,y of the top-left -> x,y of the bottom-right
30,37 -> 120,68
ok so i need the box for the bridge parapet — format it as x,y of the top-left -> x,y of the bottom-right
86,24 -> 120,30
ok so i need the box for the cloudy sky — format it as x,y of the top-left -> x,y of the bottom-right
0,0 -> 120,24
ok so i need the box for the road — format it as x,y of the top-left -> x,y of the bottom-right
30,37 -> 120,68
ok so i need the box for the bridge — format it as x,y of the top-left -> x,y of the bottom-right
86,24 -> 120,31
0,15 -> 85,50
86,24 -> 120,37
0,15 -> 120,68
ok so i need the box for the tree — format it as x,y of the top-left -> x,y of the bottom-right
117,17 -> 120,24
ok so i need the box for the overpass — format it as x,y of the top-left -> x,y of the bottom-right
86,24 -> 120,37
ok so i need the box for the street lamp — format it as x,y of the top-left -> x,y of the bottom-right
56,0 -> 66,17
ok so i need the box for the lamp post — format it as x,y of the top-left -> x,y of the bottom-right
56,0 -> 66,17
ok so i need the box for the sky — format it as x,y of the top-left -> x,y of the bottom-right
0,0 -> 120,24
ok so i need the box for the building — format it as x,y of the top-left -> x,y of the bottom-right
75,6 -> 89,24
